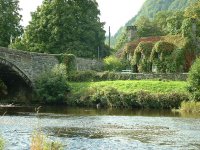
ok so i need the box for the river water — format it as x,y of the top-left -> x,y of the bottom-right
0,106 -> 200,150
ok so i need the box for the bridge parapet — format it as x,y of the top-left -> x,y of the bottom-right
0,47 -> 59,84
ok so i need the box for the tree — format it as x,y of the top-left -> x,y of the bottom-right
154,11 -> 173,35
103,55 -> 123,71
135,16 -> 162,38
12,0 -> 106,58
188,57 -> 200,101
166,11 -> 184,35
184,1 -> 200,20
35,64 -> 70,104
0,0 -> 22,47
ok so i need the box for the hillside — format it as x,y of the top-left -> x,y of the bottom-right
110,0 -> 197,48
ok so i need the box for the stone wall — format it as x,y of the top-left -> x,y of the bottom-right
122,73 -> 188,81
76,57 -> 103,71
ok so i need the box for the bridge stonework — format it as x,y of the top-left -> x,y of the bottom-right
0,47 -> 103,87
0,47 -> 59,86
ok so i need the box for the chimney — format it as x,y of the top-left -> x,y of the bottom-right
126,25 -> 137,41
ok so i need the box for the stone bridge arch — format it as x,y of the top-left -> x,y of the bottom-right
0,57 -> 32,87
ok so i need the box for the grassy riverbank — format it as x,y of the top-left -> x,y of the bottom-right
70,80 -> 187,94
68,80 -> 189,109
179,101 -> 200,114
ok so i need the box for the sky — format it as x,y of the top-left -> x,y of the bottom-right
19,0 -> 145,36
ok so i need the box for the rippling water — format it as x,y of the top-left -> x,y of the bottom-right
0,107 -> 200,150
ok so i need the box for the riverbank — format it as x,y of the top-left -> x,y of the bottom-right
68,80 -> 189,109
0,80 -> 189,109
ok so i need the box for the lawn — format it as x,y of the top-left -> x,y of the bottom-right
69,80 -> 188,94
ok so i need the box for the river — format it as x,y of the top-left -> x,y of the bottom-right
0,106 -> 200,150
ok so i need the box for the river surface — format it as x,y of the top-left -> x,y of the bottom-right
0,106 -> 200,150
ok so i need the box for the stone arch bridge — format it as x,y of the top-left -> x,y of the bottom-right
0,47 -> 102,90
0,47 -> 60,88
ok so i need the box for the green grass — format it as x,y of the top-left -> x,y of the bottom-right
31,131 -> 63,150
0,137 -> 4,150
180,101 -> 200,114
69,80 -> 187,94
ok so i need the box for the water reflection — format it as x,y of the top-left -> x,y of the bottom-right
0,106 -> 200,150
0,106 -> 188,117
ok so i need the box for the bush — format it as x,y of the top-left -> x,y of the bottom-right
34,64 -> 70,104
180,101 -> 200,113
188,57 -> 200,101
31,131 -> 63,150
103,56 -> 123,71
68,70 -> 98,82
0,137 -> 4,150
72,87 -> 188,109
56,54 -> 76,73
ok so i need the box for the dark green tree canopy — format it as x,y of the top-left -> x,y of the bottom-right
0,0 -> 22,47
15,0 -> 106,58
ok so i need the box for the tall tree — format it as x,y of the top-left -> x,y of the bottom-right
14,0 -> 106,58
0,0 -> 22,47
135,16 -> 162,38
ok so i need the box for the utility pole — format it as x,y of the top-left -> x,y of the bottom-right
109,26 -> 111,48
98,46 -> 100,60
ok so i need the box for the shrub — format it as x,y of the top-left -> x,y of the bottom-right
0,137 -> 4,150
180,101 -> 200,113
56,54 -> 76,73
68,70 -> 98,82
103,56 -> 123,71
188,57 -> 200,101
31,131 -> 63,150
34,64 -> 70,104
72,87 -> 188,109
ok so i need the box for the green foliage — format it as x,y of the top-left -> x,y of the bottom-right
166,11 -> 185,35
72,86 -> 188,109
188,57 -> 200,101
68,70 -> 98,82
13,0 -> 106,58
180,101 -> 200,113
112,0 -> 198,49
34,64 -> 70,104
0,0 -> 23,47
56,54 -> 76,73
70,80 -> 187,96
184,1 -> 200,20
0,136 -> 4,150
151,41 -> 176,73
114,30 -> 128,50
181,18 -> 193,37
31,131 -> 63,150
135,16 -> 162,38
131,42 -> 154,72
103,56 -> 123,71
